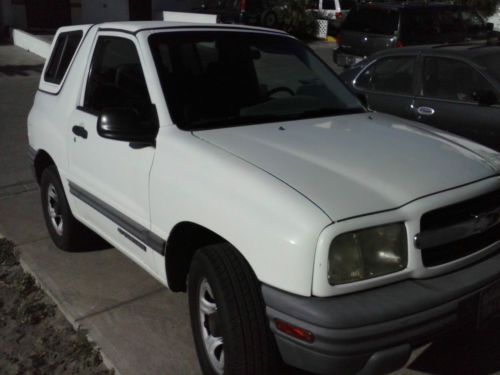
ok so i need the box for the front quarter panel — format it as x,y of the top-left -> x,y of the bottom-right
150,127 -> 332,296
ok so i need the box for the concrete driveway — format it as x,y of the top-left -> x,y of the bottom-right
0,44 -> 499,375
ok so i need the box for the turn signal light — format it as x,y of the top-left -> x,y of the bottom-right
275,319 -> 315,343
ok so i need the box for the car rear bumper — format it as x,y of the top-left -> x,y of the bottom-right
333,49 -> 365,67
262,249 -> 500,375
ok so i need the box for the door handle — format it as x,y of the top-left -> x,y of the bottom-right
416,107 -> 435,116
72,125 -> 88,139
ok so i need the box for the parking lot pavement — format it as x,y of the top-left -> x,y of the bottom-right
1,44 -> 499,375
308,41 -> 341,74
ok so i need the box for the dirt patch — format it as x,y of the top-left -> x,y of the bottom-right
0,238 -> 113,375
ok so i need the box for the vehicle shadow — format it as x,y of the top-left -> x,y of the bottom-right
0,64 -> 43,77
409,319 -> 500,375
69,226 -> 113,253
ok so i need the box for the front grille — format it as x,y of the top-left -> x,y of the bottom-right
420,189 -> 500,267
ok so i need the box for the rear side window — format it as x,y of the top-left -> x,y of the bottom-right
355,56 -> 415,95
44,31 -> 83,84
342,8 -> 399,35
422,57 -> 496,102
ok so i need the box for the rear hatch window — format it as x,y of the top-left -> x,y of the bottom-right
339,0 -> 355,10
321,0 -> 355,10
400,8 -> 478,44
342,7 -> 399,35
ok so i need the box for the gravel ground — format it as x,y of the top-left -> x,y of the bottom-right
0,238 -> 113,375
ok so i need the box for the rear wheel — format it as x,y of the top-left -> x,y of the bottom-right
188,243 -> 279,375
40,166 -> 85,251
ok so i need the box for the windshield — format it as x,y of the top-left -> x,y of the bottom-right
474,51 -> 500,83
149,31 -> 364,130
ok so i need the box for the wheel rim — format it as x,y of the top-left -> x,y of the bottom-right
47,183 -> 63,236
199,278 -> 224,374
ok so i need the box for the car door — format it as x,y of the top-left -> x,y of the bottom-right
412,55 -> 500,151
353,55 -> 417,119
67,33 -> 161,272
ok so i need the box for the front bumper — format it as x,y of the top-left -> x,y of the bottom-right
263,249 -> 500,375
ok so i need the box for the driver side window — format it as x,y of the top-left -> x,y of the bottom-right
84,36 -> 154,124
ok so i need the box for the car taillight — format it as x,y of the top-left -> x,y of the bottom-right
396,39 -> 404,48
240,0 -> 246,12
336,33 -> 342,47
335,12 -> 343,19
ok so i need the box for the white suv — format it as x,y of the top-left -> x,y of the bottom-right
28,20 -> 500,375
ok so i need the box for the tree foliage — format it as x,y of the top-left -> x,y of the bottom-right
457,0 -> 500,17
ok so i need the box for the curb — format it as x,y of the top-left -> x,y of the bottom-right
17,248 -> 121,375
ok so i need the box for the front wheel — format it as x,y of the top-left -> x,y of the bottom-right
188,244 -> 279,375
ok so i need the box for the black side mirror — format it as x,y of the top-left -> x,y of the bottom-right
97,107 -> 157,144
486,22 -> 494,32
472,89 -> 498,107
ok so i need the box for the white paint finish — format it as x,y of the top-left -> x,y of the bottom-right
97,20 -> 286,34
163,11 -> 217,24
312,176 -> 500,296
12,29 -> 51,59
196,112 -> 499,222
39,25 -> 92,94
28,21 -> 500,299
150,127 -> 331,296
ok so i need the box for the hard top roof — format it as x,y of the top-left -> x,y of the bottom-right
95,20 -> 287,35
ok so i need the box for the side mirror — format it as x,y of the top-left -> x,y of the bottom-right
486,22 -> 494,32
97,107 -> 157,144
472,89 -> 498,107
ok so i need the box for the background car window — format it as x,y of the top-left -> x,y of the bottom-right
342,8 -> 399,35
422,57 -> 495,102
84,37 -> 153,123
355,56 -> 415,95
401,9 -> 465,44
474,51 -> 500,82
339,0 -> 354,10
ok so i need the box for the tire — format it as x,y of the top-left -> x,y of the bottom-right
188,243 -> 280,375
40,166 -> 85,251
261,10 -> 278,28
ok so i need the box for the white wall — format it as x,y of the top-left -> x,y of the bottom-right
81,0 -> 129,23
488,7 -> 500,31
1,0 -> 27,29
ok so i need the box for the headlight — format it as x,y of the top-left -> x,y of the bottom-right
328,223 -> 407,285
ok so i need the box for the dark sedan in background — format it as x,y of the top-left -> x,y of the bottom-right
340,43 -> 500,151
334,3 -> 495,67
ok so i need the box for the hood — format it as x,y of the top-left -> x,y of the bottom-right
194,112 -> 500,221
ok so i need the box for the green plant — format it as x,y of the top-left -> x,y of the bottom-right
275,0 -> 318,40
